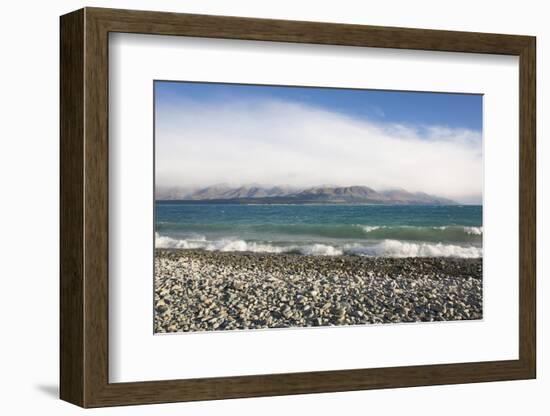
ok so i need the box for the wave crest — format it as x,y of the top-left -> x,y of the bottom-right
155,233 -> 285,253
357,224 -> 483,242
344,240 -> 482,258
156,233 -> 481,258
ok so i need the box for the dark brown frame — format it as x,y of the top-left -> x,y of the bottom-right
60,7 -> 536,408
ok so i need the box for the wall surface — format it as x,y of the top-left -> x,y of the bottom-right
0,0 -> 546,414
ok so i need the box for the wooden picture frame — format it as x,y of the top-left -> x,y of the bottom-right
60,7 -> 536,408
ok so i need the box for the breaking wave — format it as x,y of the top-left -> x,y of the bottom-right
344,240 -> 482,258
155,233 -> 481,258
463,226 -> 483,235
157,223 -> 483,242
356,225 -> 482,242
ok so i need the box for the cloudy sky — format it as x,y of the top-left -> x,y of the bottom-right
155,81 -> 483,204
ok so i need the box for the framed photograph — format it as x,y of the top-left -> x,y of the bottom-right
60,7 -> 536,407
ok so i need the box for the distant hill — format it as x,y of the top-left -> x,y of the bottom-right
156,185 -> 457,205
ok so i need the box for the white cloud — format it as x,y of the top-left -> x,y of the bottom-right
155,99 -> 482,203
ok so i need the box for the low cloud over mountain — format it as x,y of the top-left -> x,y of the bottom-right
156,184 -> 457,205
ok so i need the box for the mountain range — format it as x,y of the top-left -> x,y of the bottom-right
156,184 -> 457,205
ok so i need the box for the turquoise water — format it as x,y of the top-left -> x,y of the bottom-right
155,203 -> 482,257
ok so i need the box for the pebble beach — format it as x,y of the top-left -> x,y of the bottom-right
154,249 -> 482,333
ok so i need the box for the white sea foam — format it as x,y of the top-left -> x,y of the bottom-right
358,225 -> 483,236
156,233 -> 481,258
433,226 -> 483,235
359,225 -> 382,233
207,239 -> 285,254
156,233 -> 344,256
300,244 -> 343,256
345,239 -> 482,258
155,233 -> 206,249
155,233 -> 285,253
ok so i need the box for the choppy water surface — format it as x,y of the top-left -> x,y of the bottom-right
155,203 -> 482,258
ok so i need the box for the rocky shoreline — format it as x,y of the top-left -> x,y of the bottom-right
154,249 -> 482,333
